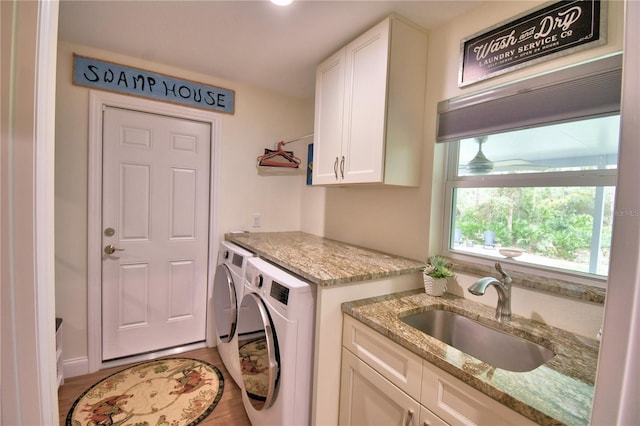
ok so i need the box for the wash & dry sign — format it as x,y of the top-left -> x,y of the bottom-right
459,0 -> 606,87
73,54 -> 235,114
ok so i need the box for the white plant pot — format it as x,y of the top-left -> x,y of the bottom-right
423,274 -> 447,297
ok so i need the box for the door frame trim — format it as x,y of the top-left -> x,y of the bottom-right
87,90 -> 221,372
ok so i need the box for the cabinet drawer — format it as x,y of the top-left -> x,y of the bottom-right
421,362 -> 536,426
343,314 -> 422,399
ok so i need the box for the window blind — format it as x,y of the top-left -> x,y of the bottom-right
436,54 -> 623,143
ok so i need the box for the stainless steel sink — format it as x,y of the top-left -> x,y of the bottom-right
400,309 -> 555,372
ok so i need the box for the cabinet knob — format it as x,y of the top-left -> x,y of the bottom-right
340,156 -> 345,179
333,157 -> 339,180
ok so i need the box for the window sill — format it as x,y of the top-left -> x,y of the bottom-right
446,255 -> 606,305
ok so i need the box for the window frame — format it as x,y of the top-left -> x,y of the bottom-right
441,140 -> 617,288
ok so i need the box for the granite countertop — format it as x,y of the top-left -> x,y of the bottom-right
225,231 -> 424,286
343,290 -> 600,426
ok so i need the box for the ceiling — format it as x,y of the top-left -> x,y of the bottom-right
58,0 -> 484,99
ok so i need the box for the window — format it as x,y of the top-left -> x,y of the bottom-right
446,116 -> 619,277
437,55 -> 622,281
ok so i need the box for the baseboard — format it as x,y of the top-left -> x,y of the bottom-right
62,340 -> 215,379
63,356 -> 89,378
100,342 -> 207,370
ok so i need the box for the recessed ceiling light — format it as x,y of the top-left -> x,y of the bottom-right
271,0 -> 293,6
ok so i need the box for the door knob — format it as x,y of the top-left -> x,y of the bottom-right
104,244 -> 125,255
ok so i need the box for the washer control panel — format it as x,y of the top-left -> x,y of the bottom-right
270,281 -> 290,306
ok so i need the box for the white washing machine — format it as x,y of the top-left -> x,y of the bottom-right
237,257 -> 316,426
212,241 -> 258,386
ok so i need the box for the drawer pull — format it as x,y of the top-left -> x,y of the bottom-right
405,409 -> 414,426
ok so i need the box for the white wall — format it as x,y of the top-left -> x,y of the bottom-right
320,0 -> 625,338
300,185 -> 327,237
55,41 -> 314,363
1,1 -> 59,423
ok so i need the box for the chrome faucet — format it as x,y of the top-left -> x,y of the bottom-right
468,262 -> 512,321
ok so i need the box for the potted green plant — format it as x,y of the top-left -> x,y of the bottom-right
423,256 -> 453,296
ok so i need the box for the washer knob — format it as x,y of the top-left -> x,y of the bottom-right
256,274 -> 264,289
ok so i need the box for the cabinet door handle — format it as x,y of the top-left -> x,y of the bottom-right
404,408 -> 414,426
340,155 -> 345,179
333,157 -> 339,180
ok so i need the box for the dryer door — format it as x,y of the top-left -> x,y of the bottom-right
213,264 -> 237,343
237,292 -> 280,410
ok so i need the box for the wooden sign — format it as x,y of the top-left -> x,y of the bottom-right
73,54 -> 235,114
459,0 -> 606,87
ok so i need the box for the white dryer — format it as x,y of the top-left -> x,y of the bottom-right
237,257 -> 316,426
213,241 -> 256,386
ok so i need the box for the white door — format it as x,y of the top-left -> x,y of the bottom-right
101,106 -> 211,361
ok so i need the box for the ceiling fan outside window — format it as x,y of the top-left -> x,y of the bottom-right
463,136 -> 547,175
466,136 -> 493,174
458,115 -> 620,177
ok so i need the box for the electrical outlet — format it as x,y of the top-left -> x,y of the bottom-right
252,213 -> 262,228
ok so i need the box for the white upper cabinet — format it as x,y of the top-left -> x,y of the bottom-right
314,49 -> 347,184
312,15 -> 428,186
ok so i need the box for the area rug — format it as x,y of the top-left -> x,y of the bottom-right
66,357 -> 224,426
238,337 -> 269,401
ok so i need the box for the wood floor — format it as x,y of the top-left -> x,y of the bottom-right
57,347 -> 252,425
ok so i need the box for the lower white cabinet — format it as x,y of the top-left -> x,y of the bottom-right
340,349 -> 424,426
340,315 -> 537,426
340,315 -> 446,426
420,406 -> 450,426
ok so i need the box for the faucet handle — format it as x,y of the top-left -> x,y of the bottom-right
494,262 -> 512,284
